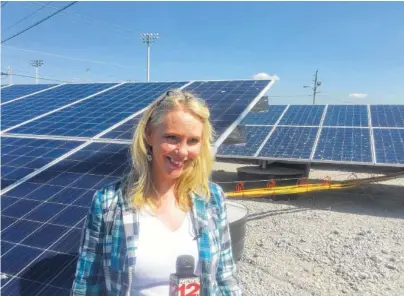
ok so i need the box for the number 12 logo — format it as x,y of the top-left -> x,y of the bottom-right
178,283 -> 200,296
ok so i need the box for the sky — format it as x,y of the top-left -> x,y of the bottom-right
1,1 -> 404,105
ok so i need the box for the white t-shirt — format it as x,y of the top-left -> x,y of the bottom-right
131,207 -> 201,296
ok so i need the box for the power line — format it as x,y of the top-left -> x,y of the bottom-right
1,1 -> 78,44
2,45 -> 135,69
1,70 -> 72,83
3,1 -> 53,32
29,1 -> 136,36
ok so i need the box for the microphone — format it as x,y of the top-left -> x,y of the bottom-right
169,255 -> 201,296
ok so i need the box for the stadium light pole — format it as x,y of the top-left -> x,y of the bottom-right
30,60 -> 44,84
303,69 -> 321,105
140,33 -> 159,82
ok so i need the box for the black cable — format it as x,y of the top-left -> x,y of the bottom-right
1,1 -> 77,44
1,71 -> 72,83
4,1 -> 53,32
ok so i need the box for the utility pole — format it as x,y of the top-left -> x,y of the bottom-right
7,66 -> 12,84
140,33 -> 159,82
85,68 -> 90,83
30,60 -> 44,84
304,69 -> 322,105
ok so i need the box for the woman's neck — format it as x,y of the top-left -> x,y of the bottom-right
151,170 -> 176,200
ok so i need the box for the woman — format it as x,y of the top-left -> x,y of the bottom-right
71,89 -> 242,295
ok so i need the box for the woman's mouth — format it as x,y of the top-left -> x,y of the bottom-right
166,156 -> 185,169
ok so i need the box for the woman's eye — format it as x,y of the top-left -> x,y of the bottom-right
166,135 -> 177,141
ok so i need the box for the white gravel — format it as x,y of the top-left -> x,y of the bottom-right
214,163 -> 404,296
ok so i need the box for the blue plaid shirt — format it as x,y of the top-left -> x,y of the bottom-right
71,180 -> 242,295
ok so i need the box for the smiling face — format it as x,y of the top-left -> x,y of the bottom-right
146,107 -> 204,183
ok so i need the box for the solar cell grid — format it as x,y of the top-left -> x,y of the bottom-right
98,80 -> 272,141
1,142 -> 130,292
373,128 -> 404,165
1,83 -> 118,130
9,82 -> 186,137
185,80 -> 271,136
313,127 -> 372,163
370,105 -> 404,128
241,105 -> 287,125
323,105 -> 369,127
101,115 -> 141,140
216,126 -> 273,157
1,137 -> 83,189
1,84 -> 57,103
258,126 -> 318,160
279,105 -> 325,126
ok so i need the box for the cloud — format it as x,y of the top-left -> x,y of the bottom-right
349,93 -> 368,99
252,72 -> 280,81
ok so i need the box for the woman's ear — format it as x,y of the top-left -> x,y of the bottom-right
145,126 -> 153,147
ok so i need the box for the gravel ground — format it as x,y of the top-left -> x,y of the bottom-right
213,162 -> 404,296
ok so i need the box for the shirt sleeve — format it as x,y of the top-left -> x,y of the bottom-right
71,189 -> 106,295
213,184 -> 243,295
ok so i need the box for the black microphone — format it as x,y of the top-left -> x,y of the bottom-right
169,255 -> 201,296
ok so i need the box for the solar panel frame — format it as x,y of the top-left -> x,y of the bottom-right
257,126 -> 319,161
322,105 -> 369,127
370,105 -> 404,128
240,105 -> 287,126
373,128 -> 404,166
278,105 -> 325,126
312,127 -> 373,164
216,126 -> 274,158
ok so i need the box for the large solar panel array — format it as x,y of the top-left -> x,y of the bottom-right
0,79 -> 274,295
217,104 -> 404,167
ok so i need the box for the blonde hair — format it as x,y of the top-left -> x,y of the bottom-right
125,89 -> 215,212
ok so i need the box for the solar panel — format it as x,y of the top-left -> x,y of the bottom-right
257,126 -> 318,160
373,128 -> 404,165
185,80 -> 271,135
1,84 -> 57,103
241,105 -> 287,125
278,105 -> 325,126
1,83 -> 118,131
101,115 -> 141,140
1,137 -> 83,189
216,126 -> 273,157
1,142 -> 130,293
9,82 -> 186,137
100,80 -> 273,140
313,127 -> 372,163
370,105 -> 404,127
323,105 -> 369,127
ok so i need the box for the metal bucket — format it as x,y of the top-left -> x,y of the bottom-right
226,201 -> 248,262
